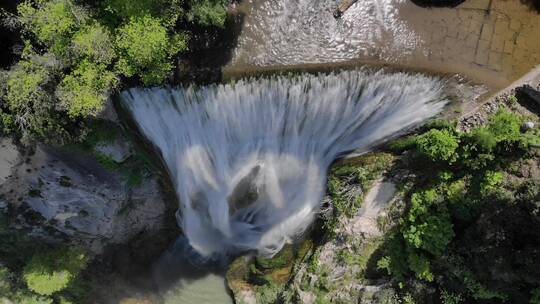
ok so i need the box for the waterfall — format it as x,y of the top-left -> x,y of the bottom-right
120,69 -> 447,257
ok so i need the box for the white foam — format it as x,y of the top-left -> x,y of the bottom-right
121,70 -> 445,257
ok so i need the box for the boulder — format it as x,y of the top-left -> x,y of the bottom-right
0,137 -> 20,186
0,144 -> 173,253
94,137 -> 133,163
522,121 -> 536,132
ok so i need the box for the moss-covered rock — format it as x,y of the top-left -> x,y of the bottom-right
227,241 -> 314,304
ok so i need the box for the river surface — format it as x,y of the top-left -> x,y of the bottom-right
227,0 -> 540,89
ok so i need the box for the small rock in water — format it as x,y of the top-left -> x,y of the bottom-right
95,138 -> 133,163
522,121 -> 535,132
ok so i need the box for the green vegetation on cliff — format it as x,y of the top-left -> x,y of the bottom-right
376,108 -> 540,303
227,105 -> 540,304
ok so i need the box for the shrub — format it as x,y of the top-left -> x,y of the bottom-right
11,292 -> 53,304
0,265 -> 12,296
407,189 -> 439,222
469,127 -> 497,152
479,171 -> 504,196
388,135 -> 417,153
407,252 -> 433,282
188,0 -> 229,27
416,129 -> 459,163
115,16 -> 188,85
531,288 -> 540,304
377,235 -> 409,281
460,270 -> 507,301
405,188 -> 454,257
403,213 -> 454,256
103,0 -> 183,26
23,247 -> 88,296
440,290 -> 463,304
487,109 -> 522,142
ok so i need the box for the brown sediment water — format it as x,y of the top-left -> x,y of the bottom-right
226,0 -> 540,91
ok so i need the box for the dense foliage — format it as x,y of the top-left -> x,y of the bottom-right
0,0 -> 229,143
0,215 -> 89,303
378,108 -> 540,303
23,247 -> 88,296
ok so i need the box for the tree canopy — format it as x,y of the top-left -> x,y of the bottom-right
0,0 -> 229,143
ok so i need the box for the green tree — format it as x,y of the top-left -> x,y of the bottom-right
404,189 -> 454,257
115,15 -> 188,85
3,50 -> 67,142
56,59 -> 118,117
72,23 -> 116,64
403,213 -> 454,256
17,0 -> 88,56
416,129 -> 459,163
23,247 -> 88,296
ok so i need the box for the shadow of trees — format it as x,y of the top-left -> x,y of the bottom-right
521,0 -> 540,13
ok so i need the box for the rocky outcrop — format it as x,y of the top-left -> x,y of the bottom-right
226,153 -> 399,304
282,179 -> 398,304
0,137 -> 174,254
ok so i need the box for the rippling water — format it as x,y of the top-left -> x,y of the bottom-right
232,0 -> 424,66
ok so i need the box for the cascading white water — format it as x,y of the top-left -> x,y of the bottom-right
121,69 -> 447,257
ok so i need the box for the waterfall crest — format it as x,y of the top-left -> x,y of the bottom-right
121,70 -> 447,257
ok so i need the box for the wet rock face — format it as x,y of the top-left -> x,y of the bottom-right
0,141 -> 171,253
0,138 -> 19,185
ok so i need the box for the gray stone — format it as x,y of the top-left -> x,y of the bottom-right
0,137 -> 20,185
0,145 -> 170,253
522,121 -> 535,131
96,97 -> 120,123
94,138 -> 133,163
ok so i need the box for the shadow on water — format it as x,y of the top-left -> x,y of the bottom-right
144,237 -> 234,304
175,5 -> 246,85
90,236 -> 234,303
152,236 -> 230,293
